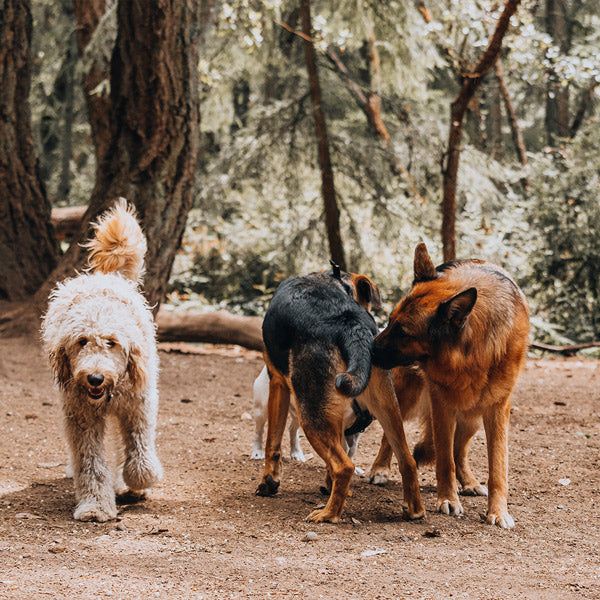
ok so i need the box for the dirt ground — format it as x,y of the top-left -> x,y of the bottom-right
0,336 -> 598,599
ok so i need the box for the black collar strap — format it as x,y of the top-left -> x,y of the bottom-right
344,398 -> 374,436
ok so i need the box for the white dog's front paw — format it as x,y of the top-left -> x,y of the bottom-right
486,510 -> 515,529
74,499 -> 117,522
290,448 -> 306,462
250,445 -> 265,460
368,468 -> 390,486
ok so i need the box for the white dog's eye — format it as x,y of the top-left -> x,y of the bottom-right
106,339 -> 115,348
79,338 -> 88,347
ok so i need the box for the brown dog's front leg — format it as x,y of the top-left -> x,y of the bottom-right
256,370 -> 290,496
363,368 -> 424,519
482,398 -> 514,528
430,391 -> 462,516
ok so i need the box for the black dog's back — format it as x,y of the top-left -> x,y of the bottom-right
263,272 -> 378,424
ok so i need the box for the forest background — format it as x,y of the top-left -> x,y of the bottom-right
1,0 -> 599,349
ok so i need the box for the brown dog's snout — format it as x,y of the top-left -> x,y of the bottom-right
87,373 -> 104,387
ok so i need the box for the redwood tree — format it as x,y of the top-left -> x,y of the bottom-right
35,0 -> 201,310
0,0 -> 59,300
299,0 -> 347,270
441,0 -> 520,261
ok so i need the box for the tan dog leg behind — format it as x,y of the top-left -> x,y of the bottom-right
455,416 -> 488,496
362,368 -> 424,519
256,368 -> 290,496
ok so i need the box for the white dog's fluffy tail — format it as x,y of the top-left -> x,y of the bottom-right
85,198 -> 147,282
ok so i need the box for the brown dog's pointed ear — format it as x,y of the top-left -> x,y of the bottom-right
353,275 -> 382,311
438,287 -> 477,330
413,243 -> 437,283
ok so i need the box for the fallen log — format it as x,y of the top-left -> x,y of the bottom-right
51,206 -> 86,241
530,341 -> 600,356
157,309 -> 264,351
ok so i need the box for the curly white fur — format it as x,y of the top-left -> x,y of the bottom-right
41,199 -> 162,522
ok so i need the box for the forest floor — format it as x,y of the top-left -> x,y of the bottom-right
0,336 -> 599,599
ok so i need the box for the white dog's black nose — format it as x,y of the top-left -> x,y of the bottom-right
87,373 -> 104,386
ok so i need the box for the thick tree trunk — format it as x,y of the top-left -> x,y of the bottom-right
299,0 -> 347,270
545,0 -> 570,146
441,0 -> 520,261
495,58 -> 528,169
34,0 -> 201,311
0,0 -> 59,300
73,0 -> 113,169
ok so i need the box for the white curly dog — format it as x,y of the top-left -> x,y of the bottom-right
42,199 -> 163,522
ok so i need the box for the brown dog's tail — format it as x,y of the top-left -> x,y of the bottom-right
335,325 -> 373,397
84,198 -> 147,282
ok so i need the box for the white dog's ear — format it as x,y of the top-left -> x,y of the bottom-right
49,345 -> 71,388
127,345 -> 147,391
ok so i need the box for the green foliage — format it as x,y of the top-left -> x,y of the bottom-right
30,0 -> 600,341
527,120 -> 600,341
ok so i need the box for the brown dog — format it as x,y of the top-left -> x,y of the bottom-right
257,266 -> 424,523
372,244 -> 529,528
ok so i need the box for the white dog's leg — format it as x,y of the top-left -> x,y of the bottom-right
251,366 -> 269,460
118,391 -> 163,494
65,412 -> 117,522
345,433 -> 364,476
288,404 -> 305,462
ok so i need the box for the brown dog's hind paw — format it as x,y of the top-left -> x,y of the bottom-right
436,498 -> 464,516
306,508 -> 341,523
460,483 -> 488,497
256,475 -> 280,497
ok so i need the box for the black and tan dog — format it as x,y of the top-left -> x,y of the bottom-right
372,244 -> 529,528
256,265 -> 424,523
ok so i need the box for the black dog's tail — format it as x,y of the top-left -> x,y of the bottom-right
335,325 -> 373,397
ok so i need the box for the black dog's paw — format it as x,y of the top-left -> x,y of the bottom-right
256,475 -> 280,497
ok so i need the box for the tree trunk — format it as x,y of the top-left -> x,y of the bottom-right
486,76 -> 503,160
545,0 -> 570,146
495,58 -> 528,169
73,0 -> 113,170
34,0 -> 201,311
0,0 -> 59,301
58,30 -> 77,202
570,82 -> 598,138
299,0 -> 347,270
441,0 -> 520,261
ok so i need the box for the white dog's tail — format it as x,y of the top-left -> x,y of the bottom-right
84,198 -> 147,282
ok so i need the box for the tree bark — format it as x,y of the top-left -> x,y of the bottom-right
0,0 -> 60,300
33,0 -> 201,312
299,0 -> 347,270
73,0 -> 113,170
441,0 -> 520,261
545,0 -> 570,146
495,58 -> 528,168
